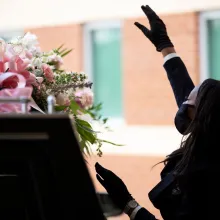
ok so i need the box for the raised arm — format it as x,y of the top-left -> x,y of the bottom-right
162,48 -> 195,108
134,6 -> 195,108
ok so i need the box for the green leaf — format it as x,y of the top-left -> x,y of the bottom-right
103,118 -> 108,124
79,140 -> 91,156
76,118 -> 92,129
98,139 -> 124,146
59,48 -> 68,54
90,103 -> 102,111
84,143 -> 92,155
57,44 -> 65,51
75,119 -> 96,133
70,100 -> 88,115
70,100 -> 81,115
55,105 -> 67,111
61,49 -> 73,57
87,103 -> 105,121
76,122 -> 96,145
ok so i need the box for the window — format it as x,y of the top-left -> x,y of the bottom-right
84,21 -> 123,120
0,30 -> 23,42
200,11 -> 220,81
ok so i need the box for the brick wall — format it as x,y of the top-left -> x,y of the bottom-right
25,24 -> 83,72
26,12 -> 199,126
123,12 -> 199,125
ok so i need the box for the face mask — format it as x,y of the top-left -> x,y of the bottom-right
175,104 -> 192,135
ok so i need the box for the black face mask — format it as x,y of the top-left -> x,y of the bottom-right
175,104 -> 193,135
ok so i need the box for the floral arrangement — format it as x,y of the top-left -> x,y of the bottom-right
0,32 -> 119,156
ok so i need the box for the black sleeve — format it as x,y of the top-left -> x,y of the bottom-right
163,57 -> 195,108
134,208 -> 157,220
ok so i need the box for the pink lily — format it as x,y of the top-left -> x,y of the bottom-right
0,87 -> 32,113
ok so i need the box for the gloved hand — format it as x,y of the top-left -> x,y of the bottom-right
134,5 -> 174,52
95,162 -> 133,210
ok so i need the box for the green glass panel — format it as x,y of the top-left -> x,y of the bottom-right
208,19 -> 220,79
92,28 -> 122,117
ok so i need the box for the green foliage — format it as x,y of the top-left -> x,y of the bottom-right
54,105 -> 67,111
87,103 -> 109,129
69,100 -> 86,115
55,73 -> 73,84
54,44 -> 73,57
30,42 -> 122,157
75,118 -> 96,144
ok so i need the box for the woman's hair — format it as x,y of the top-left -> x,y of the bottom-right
164,78 -> 220,176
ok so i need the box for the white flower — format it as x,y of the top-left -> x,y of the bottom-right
42,56 -> 49,63
47,50 -> 55,56
32,57 -> 43,68
21,32 -> 38,48
29,46 -> 41,56
48,54 -> 63,64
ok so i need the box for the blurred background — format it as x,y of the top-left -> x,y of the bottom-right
1,0 -> 220,219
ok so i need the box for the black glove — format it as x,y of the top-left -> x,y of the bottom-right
134,5 -> 173,52
95,162 -> 133,210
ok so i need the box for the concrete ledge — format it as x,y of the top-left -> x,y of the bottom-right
91,125 -> 182,156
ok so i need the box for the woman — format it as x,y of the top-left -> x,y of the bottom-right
95,5 -> 219,220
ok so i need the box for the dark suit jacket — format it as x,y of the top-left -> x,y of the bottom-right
134,58 -> 220,219
163,57 -> 194,108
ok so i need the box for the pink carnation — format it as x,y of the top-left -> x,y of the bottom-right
75,88 -> 94,109
42,64 -> 54,82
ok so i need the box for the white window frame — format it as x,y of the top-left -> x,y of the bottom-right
83,21 -> 125,126
199,11 -> 220,82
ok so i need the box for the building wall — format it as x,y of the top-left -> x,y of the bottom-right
26,12 -> 199,125
123,12 -> 199,124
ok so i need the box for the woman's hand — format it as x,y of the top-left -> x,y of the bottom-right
134,5 -> 174,52
95,163 -> 133,210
